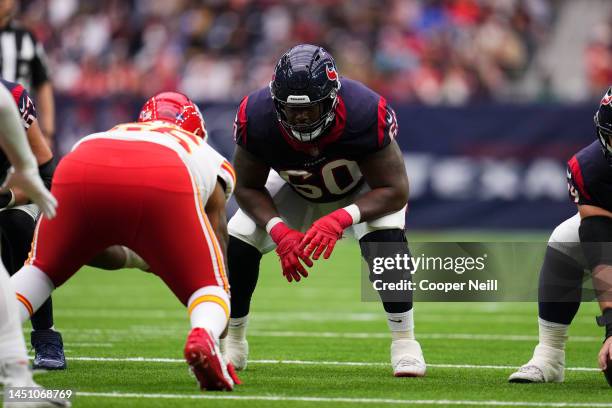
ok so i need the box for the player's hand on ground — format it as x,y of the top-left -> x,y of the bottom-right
598,336 -> 612,370
301,209 -> 353,260
269,222 -> 313,282
1,165 -> 57,218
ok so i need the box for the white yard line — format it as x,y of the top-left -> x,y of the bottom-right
55,356 -> 600,372
64,343 -> 113,347
52,310 -> 597,324
74,391 -> 612,407
49,327 -> 602,343
250,330 -> 601,343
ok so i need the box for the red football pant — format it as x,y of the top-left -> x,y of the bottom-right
27,139 -> 229,304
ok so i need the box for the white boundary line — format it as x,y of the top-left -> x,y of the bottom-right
75,392 -> 612,407
59,356 -> 600,372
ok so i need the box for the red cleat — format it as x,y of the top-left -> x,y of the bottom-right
184,328 -> 239,391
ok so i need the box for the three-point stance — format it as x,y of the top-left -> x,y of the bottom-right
11,92 -> 241,391
509,87 -> 612,386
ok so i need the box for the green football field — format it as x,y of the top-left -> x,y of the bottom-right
17,232 -> 612,407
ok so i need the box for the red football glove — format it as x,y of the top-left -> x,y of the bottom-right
300,209 -> 354,260
270,221 -> 313,282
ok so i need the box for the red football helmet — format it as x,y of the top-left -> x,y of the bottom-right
138,91 -> 207,140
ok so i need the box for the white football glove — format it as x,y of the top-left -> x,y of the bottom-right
2,166 -> 57,219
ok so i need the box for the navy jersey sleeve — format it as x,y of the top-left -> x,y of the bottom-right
1,79 -> 37,130
374,97 -> 398,149
567,142 -> 612,211
233,96 -> 249,149
339,79 -> 398,155
567,155 -> 592,206
232,87 -> 277,160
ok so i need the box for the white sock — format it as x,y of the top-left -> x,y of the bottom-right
10,265 -> 54,324
387,310 -> 415,340
538,318 -> 569,351
228,315 -> 249,341
188,286 -> 230,340
0,266 -> 29,363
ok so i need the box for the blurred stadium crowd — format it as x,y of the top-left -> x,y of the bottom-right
21,0 -> 554,105
586,12 -> 612,98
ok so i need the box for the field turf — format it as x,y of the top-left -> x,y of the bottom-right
15,232 -> 612,407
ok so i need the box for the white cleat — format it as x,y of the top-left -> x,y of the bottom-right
508,344 -> 565,383
222,336 -> 249,371
391,339 -> 426,377
1,360 -> 71,407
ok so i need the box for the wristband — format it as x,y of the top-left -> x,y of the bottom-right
342,204 -> 361,225
265,217 -> 284,234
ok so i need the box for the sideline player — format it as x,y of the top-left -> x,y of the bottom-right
0,78 -> 65,370
10,91 -> 241,391
509,87 -> 612,386
0,78 -> 152,370
224,44 -> 426,377
0,79 -> 69,406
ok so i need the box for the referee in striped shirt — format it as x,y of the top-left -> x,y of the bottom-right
0,0 -> 54,147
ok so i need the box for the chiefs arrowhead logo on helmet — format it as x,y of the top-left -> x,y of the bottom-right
326,65 -> 338,81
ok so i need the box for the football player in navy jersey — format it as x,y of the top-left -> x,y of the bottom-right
509,87 -> 612,386
223,44 -> 426,377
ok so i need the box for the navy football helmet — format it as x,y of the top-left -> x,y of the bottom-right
595,86 -> 612,166
270,44 -> 341,142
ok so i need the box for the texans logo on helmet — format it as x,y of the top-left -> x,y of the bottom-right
326,66 -> 338,81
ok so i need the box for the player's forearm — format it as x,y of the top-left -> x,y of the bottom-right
3,159 -> 55,207
593,265 -> 612,310
88,246 -> 128,270
209,208 -> 229,261
353,186 -> 407,222
357,140 -> 409,222
235,186 -> 281,228
36,82 -> 55,140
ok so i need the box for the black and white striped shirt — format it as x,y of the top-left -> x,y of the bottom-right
0,20 -> 49,91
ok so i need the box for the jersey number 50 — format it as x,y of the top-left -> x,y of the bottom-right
279,159 -> 361,200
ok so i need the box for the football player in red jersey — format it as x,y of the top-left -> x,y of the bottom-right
224,44 -> 426,377
509,87 -> 612,386
11,92 -> 241,391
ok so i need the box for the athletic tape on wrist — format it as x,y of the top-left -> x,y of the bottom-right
265,217 -> 284,234
342,204 -> 361,225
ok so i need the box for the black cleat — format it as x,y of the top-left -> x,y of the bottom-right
31,329 -> 67,370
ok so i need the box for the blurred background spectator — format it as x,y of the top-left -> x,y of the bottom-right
10,0 -> 612,229
19,0 -> 556,105
0,0 -> 55,145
